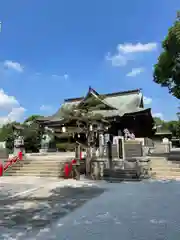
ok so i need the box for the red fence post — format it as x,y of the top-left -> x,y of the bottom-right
18,151 -> 23,161
0,162 -> 3,176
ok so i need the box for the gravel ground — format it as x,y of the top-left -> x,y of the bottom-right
1,177 -> 180,240
36,179 -> 180,240
0,177 -> 103,239
0,183 -> 37,200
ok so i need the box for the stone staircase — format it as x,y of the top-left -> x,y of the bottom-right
4,156 -> 70,178
150,157 -> 180,179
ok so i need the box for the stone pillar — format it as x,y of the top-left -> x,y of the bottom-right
75,143 -> 81,159
99,133 -> 104,157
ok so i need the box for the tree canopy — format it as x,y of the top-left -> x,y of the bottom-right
153,11 -> 180,98
0,116 -> 44,153
154,117 -> 180,137
24,115 -> 44,123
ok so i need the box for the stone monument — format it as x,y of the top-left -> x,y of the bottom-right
40,127 -> 54,153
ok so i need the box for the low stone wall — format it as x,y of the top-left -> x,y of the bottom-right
152,142 -> 171,154
91,157 -> 151,179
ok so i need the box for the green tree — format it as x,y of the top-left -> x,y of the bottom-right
60,100 -> 110,176
0,122 -> 21,152
24,115 -> 44,123
176,121 -> 180,137
153,116 -> 180,138
0,115 -> 45,153
153,117 -> 164,126
153,11 -> 180,98
0,123 -> 14,142
23,114 -> 45,152
165,120 -> 178,136
23,122 -> 42,152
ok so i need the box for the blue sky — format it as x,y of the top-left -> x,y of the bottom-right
0,0 -> 179,124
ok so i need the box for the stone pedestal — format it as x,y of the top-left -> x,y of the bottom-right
40,133 -> 52,153
13,147 -> 25,156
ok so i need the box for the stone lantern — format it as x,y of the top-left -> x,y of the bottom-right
12,125 -> 25,156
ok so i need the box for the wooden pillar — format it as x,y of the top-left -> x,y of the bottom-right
86,131 -> 91,176
75,143 -> 81,159
107,140 -> 113,170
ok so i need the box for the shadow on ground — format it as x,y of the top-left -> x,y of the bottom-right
0,186 -> 105,233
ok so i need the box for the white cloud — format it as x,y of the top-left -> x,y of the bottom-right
143,96 -> 152,105
118,42 -> 157,54
52,74 -> 59,78
0,89 -> 19,109
52,74 -> 69,79
40,105 -> 52,111
4,60 -> 24,72
35,72 -> 41,76
126,68 -> 144,77
105,52 -> 128,67
63,74 -> 69,80
0,107 -> 26,125
0,88 -> 26,125
106,42 -> 157,67
153,112 -> 164,119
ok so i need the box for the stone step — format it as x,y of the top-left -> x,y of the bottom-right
9,169 -> 60,174
5,162 -> 64,169
5,168 -> 60,174
150,158 -> 168,161
152,175 -> 180,180
8,168 -> 60,172
150,161 -> 170,165
21,161 -> 62,165
150,163 -> 170,166
8,165 -> 60,170
151,167 -> 180,172
169,164 -> 180,168
3,161 -> 66,166
151,171 -> 180,176
150,163 -> 180,168
4,167 -> 63,175
5,172 -> 61,177
150,164 -> 170,168
25,158 -> 73,163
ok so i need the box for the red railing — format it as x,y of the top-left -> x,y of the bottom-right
64,152 -> 84,178
0,151 -> 23,176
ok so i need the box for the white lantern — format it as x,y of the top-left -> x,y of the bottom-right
89,124 -> 93,131
62,126 -> 66,133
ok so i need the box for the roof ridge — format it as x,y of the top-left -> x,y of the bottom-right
64,88 -> 142,103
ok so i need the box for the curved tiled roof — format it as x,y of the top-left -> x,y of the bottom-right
37,88 -> 150,123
